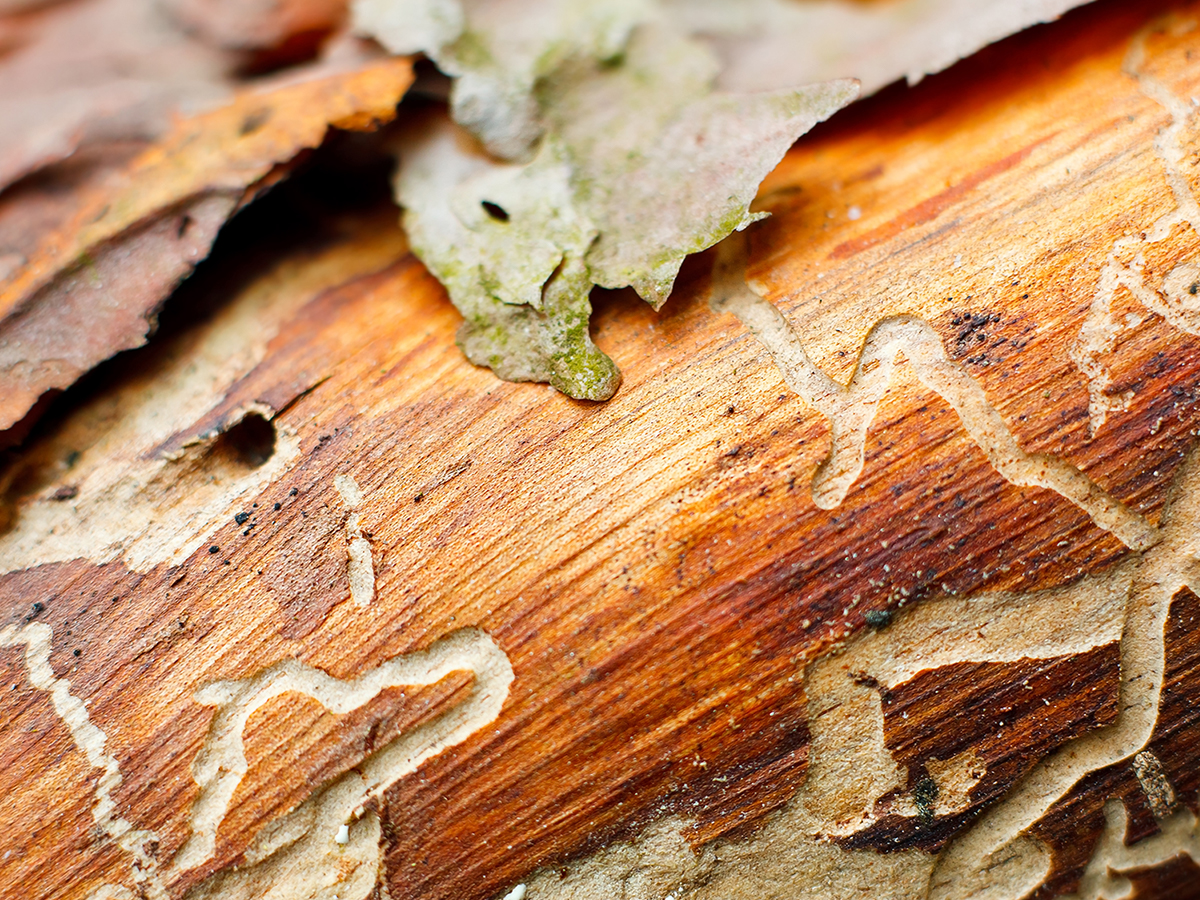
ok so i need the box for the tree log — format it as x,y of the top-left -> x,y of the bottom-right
4,1 -> 1200,898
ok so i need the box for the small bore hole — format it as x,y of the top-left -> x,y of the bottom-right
481,201 -> 510,222
219,413 -> 276,468
239,108 -> 272,137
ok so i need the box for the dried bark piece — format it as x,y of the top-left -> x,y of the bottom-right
662,0 -> 1093,95
162,0 -> 349,51
354,0 -> 649,160
0,143 -> 148,289
360,0 -> 1088,400
0,57 -> 412,435
0,0 -> 62,12
0,0 -> 235,192
393,29 -> 854,400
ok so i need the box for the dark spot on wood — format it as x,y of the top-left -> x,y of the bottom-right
217,413 -> 276,468
239,108 -> 272,137
913,774 -> 938,824
481,201 -> 509,222
864,609 -> 893,629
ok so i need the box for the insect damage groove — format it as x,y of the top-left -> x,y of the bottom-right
6,528 -> 512,900
0,622 -> 169,900
1064,800 -> 1200,899
173,626 -> 512,880
802,561 -> 1132,836
1071,17 -> 1200,434
705,21 -> 1200,889
700,250 -> 1200,897
709,232 -> 1155,551
711,221 -> 1200,900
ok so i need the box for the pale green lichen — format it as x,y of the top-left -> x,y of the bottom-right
354,0 -> 1093,401
357,0 -> 651,160
363,0 -> 856,400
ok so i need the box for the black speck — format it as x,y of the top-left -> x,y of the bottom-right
481,200 -> 510,222
723,405 -> 735,416
239,107 -> 271,136
414,493 -> 425,503
864,609 -> 893,629
914,775 -> 939,825
234,512 -> 250,525
209,545 -> 220,554
273,502 -> 281,511
289,488 -> 298,496
72,649 -> 81,658
25,601 -> 45,622
1190,282 -> 1200,296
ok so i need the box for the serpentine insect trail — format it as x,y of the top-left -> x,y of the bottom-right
712,233 -> 1200,894
0,622 -> 169,900
335,473 -> 375,607
1064,800 -> 1200,900
709,22 -> 1200,884
802,561 -> 1133,836
1071,17 -> 1200,433
926,24 -> 1200,895
709,231 -> 1155,552
172,626 -> 513,876
2,518 -> 512,900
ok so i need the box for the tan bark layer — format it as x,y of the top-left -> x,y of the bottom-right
4,1 -> 1200,898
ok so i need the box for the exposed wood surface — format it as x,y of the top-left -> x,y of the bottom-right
4,1 -> 1200,898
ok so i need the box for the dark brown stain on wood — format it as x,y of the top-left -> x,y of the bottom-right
1030,586 -> 1200,898
1128,856 -> 1200,900
842,644 -> 1121,853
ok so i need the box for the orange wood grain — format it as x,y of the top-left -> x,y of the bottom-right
3,1 -> 1200,898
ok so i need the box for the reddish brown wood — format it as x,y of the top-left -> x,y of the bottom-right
3,1 -> 1200,898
